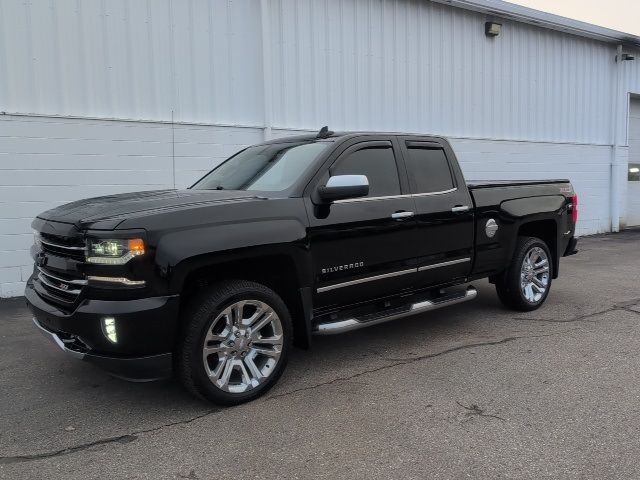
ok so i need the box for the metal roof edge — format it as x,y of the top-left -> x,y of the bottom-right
430,0 -> 640,47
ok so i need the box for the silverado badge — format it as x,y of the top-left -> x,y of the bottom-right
322,262 -> 364,274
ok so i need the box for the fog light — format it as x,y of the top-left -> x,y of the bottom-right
102,317 -> 117,343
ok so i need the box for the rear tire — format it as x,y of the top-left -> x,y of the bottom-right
495,236 -> 553,311
177,280 -> 292,405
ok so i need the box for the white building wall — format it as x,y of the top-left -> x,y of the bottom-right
269,0 -> 615,144
1,0 -> 640,296
0,0 -> 264,125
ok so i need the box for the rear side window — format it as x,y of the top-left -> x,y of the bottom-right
404,147 -> 454,194
331,146 -> 401,197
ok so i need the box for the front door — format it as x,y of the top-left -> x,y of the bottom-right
306,138 -> 418,310
398,136 -> 474,287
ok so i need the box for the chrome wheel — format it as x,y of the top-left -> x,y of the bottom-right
202,300 -> 283,394
520,246 -> 550,303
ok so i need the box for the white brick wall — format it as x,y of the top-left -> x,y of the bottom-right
0,114 -> 261,297
0,114 -> 618,297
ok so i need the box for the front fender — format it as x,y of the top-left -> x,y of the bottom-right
156,219 -> 310,293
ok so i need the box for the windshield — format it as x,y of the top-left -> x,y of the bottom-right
191,141 -> 328,192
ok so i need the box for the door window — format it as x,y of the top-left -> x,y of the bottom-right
331,146 -> 401,197
405,147 -> 454,194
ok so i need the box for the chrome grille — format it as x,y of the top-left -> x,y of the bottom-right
34,231 -> 87,305
37,267 -> 87,304
39,233 -> 86,261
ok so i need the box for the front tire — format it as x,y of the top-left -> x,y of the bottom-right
495,236 -> 552,311
177,280 -> 292,405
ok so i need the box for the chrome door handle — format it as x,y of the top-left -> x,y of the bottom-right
391,211 -> 414,220
451,205 -> 470,213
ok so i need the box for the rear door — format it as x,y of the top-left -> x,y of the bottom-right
305,137 -> 418,309
398,136 -> 474,287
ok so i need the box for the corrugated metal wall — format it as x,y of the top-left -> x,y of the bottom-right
1,0 -> 640,296
0,0 -> 264,124
3,0 -> 638,144
269,0 -> 617,144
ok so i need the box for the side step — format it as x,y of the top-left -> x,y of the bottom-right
313,286 -> 477,335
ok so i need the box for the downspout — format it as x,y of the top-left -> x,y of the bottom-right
610,44 -> 623,232
260,0 -> 273,141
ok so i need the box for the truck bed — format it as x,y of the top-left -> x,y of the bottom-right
467,179 -> 570,189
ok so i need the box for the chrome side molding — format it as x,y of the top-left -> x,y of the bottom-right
314,286 -> 477,335
317,258 -> 471,293
417,257 -> 470,272
316,268 -> 416,293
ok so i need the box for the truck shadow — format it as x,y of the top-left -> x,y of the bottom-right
278,281 -> 509,395
67,281 -> 504,405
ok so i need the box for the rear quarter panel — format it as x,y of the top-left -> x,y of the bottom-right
470,183 -> 573,279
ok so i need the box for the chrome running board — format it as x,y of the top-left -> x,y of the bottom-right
313,286 -> 477,335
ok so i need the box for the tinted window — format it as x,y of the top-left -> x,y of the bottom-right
331,147 -> 400,197
405,147 -> 454,193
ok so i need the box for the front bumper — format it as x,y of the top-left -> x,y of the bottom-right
26,282 -> 179,381
33,317 -> 173,381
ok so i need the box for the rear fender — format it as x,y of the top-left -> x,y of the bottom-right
473,195 -> 565,279
500,196 -> 565,277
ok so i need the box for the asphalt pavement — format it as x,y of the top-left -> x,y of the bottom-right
2,231 -> 640,479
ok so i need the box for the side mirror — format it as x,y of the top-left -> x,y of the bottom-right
317,175 -> 369,203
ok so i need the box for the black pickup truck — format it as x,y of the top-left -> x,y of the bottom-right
26,129 -> 578,405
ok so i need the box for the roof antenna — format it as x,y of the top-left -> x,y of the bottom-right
316,125 -> 334,139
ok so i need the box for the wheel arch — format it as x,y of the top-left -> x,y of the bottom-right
175,252 -> 313,349
517,219 -> 559,278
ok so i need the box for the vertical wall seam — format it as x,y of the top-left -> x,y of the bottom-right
260,0 -> 273,140
610,44 -> 623,232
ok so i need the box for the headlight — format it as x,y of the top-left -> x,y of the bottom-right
86,238 -> 145,265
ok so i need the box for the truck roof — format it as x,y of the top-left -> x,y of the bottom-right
260,131 -> 448,145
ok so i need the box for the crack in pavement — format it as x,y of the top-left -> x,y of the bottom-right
265,330 -> 576,401
0,435 -> 138,466
456,401 -> 506,422
509,302 -> 640,324
0,409 -> 220,465
511,307 -> 617,324
3,298 -> 637,466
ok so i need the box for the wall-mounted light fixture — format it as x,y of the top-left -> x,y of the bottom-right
616,53 -> 636,62
485,22 -> 502,37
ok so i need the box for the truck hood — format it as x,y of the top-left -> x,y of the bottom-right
37,189 -> 266,230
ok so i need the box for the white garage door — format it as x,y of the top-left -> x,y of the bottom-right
628,98 -> 640,227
